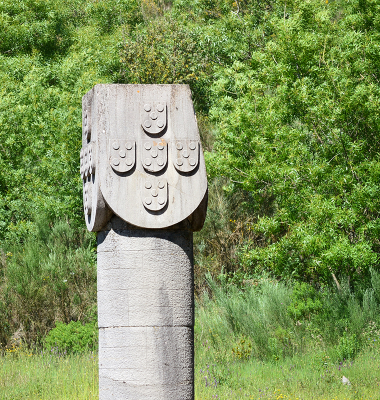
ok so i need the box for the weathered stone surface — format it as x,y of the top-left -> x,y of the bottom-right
81,95 -> 113,232
81,85 -> 206,400
99,378 -> 193,400
81,84 -> 208,232
97,221 -> 194,399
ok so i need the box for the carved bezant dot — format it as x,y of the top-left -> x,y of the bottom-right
151,149 -> 158,158
125,142 -> 132,150
182,150 -> 189,158
176,142 -> 183,150
145,181 -> 152,189
126,158 -> 133,166
150,112 -> 158,120
176,158 -> 183,166
119,150 -> 126,158
112,142 -> 120,150
156,104 -> 164,112
151,189 -> 158,197
144,142 -> 152,150
113,158 -> 120,166
157,158 -> 164,166
189,142 -> 196,150
158,181 -> 165,189
144,120 -> 152,128
189,158 -> 196,166
144,104 -> 151,112
145,158 -> 152,166
157,119 -> 164,128
158,143 -> 164,150
158,197 -> 165,205
145,197 -> 152,205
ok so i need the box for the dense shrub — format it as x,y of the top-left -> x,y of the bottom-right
196,272 -> 380,365
0,217 -> 97,347
44,321 -> 97,354
205,0 -> 380,287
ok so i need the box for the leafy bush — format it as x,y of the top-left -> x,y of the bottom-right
0,216 -> 97,346
334,332 -> 360,362
205,0 -> 380,287
196,273 -> 380,367
44,321 -> 97,354
287,282 -> 323,321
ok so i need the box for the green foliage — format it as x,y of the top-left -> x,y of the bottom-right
197,277 -> 295,361
88,0 -> 142,33
197,274 -> 380,365
1,0 -> 380,355
287,282 -> 323,320
334,331 -> 359,362
0,0 -> 73,56
0,216 -> 97,346
44,321 -> 97,354
206,0 -> 380,287
0,0 -> 134,240
1,350 -> 98,399
120,16 -> 213,112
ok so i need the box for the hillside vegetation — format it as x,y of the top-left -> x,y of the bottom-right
1,0 -> 380,355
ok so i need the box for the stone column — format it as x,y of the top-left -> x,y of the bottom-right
80,84 -> 207,400
97,218 -> 194,399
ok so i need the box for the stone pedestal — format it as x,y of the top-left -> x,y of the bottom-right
97,218 -> 194,399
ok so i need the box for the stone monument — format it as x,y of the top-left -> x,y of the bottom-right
80,84 -> 208,399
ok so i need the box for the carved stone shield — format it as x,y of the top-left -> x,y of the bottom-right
141,101 -> 167,134
142,139 -> 167,173
80,143 -> 95,179
173,140 -> 199,173
109,140 -> 135,173
141,177 -> 168,211
83,178 -> 92,216
83,107 -> 91,141
85,84 -> 207,230
80,147 -> 86,179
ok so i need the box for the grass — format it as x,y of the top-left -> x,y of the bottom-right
194,277 -> 380,399
0,344 -> 379,400
2,277 -> 380,399
0,347 -> 97,400
195,344 -> 380,399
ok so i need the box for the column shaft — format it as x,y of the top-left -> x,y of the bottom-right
97,219 -> 194,400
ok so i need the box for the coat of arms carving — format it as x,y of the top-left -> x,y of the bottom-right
109,140 -> 136,173
141,101 -> 167,134
142,177 -> 168,211
173,140 -> 199,173
82,85 -> 207,231
141,139 -> 167,173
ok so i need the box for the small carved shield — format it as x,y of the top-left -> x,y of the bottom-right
141,177 -> 168,211
109,140 -> 135,173
142,139 -> 168,173
141,101 -> 167,134
83,179 -> 92,216
80,147 -> 86,179
80,144 -> 95,179
173,140 -> 199,173
83,107 -> 91,141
